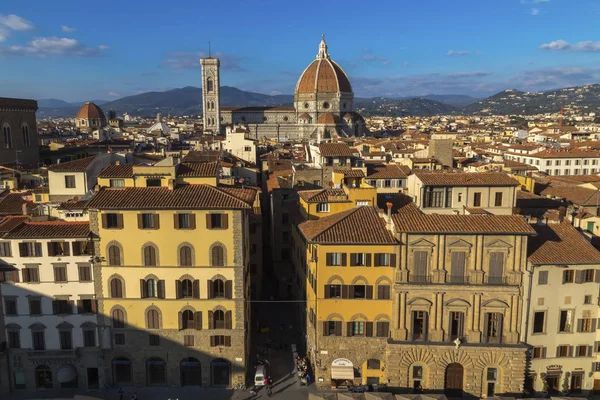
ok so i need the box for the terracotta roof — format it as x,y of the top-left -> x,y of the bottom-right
528,222 -> 600,265
367,164 -> 411,179
340,169 -> 365,178
217,186 -> 258,206
529,150 -> 600,159
536,182 -> 600,206
182,151 -> 221,163
415,171 -> 519,186
48,156 -> 96,172
319,143 -> 354,157
0,193 -> 33,216
87,184 -> 251,210
392,207 -> 535,234
316,112 -> 341,125
76,102 -> 105,120
98,164 -> 134,178
177,162 -> 219,177
299,206 -> 396,244
0,216 -> 28,234
4,221 -> 90,239
296,58 -> 352,94
298,188 -> 349,203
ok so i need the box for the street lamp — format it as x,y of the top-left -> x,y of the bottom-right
87,231 -> 104,264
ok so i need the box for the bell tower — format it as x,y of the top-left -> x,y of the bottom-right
200,54 -> 221,133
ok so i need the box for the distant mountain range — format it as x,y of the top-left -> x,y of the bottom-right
35,83 -> 600,118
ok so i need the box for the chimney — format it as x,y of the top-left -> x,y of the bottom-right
115,160 -> 120,166
21,202 -> 28,215
168,179 -> 175,191
386,202 -> 392,223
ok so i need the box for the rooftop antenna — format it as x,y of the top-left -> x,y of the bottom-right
208,41 -> 211,58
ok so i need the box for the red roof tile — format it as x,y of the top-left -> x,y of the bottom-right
0,216 -> 28,234
4,221 -> 89,239
48,156 -> 97,172
98,164 -> 134,178
367,164 -> 411,179
319,143 -> 355,157
415,171 -> 519,186
298,188 -> 349,203
528,222 -> 600,265
177,161 -> 219,177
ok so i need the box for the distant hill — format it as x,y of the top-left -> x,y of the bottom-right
355,97 -> 457,117
462,84 -> 600,115
419,94 -> 479,108
38,99 -> 108,108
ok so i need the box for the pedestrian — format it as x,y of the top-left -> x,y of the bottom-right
131,392 -> 138,400
118,387 -> 124,400
305,374 -> 311,385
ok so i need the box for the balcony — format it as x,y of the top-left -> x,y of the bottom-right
447,275 -> 469,284
408,275 -> 431,284
484,276 -> 508,285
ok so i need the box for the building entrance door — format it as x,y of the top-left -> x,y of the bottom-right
445,363 -> 464,398
593,379 -> 600,394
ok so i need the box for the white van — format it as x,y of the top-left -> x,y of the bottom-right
254,365 -> 267,386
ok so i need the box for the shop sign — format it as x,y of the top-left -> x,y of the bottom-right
332,358 -> 353,367
546,365 -> 562,370
30,359 -> 80,365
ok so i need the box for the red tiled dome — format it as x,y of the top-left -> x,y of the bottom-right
76,102 -> 105,120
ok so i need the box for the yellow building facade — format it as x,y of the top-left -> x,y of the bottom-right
87,160 -> 255,388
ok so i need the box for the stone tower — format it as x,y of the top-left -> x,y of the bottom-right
200,56 -> 221,133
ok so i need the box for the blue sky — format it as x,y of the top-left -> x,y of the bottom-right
1,0 -> 600,102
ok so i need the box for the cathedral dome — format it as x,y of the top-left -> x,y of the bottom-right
316,112 -> 341,124
295,35 -> 352,95
76,102 -> 106,120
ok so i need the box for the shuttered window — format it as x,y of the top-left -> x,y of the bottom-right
488,252 -> 504,284
147,310 -> 159,329
413,251 -> 428,281
450,252 -> 466,283
180,246 -> 192,267
211,246 -> 224,267
143,246 -> 157,267
110,279 -> 123,298
108,245 -> 121,266
112,309 -> 125,328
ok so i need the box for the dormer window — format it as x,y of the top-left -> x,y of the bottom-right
317,203 -> 330,213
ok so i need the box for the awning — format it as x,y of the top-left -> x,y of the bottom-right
57,365 -> 78,383
331,365 -> 354,380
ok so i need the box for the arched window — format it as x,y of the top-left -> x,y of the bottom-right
146,279 -> 157,298
110,278 -> 123,298
211,246 -> 224,267
147,309 -> 159,329
182,310 -> 195,330
21,123 -> 30,147
143,246 -> 157,266
181,279 -> 193,298
2,124 -> 13,149
108,245 -> 121,266
112,309 -> 125,328
207,77 -> 214,93
213,310 -> 225,329
35,365 -> 53,389
180,246 -> 192,267
146,357 -> 166,386
213,279 -> 225,298
181,357 -> 202,386
112,357 -> 132,385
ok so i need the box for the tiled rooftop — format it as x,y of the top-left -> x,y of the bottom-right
415,171 -> 519,186
48,156 -> 97,172
528,222 -> 600,265
4,221 -> 90,239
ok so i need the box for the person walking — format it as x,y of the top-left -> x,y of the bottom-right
118,387 -> 124,400
131,392 -> 138,400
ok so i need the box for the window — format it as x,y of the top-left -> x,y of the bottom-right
244,146 -> 252,152
412,311 -> 428,341
356,200 -> 369,206
112,309 -> 125,328
22,265 -> 40,283
78,264 -> 91,282
210,336 -> 231,347
53,299 -> 72,315
324,321 -> 342,336
449,311 -> 464,341
352,321 -> 365,336
577,345 -> 589,357
532,347 -> 545,359
327,284 -> 341,298
412,366 -> 424,392
557,345 -> 569,357
211,279 -> 226,298
29,298 -> 41,315
184,335 -> 194,347
8,330 -> 20,349
282,232 -> 290,244
351,253 -> 368,266
376,321 -> 389,337
473,192 -> 482,207
484,313 -> 503,343
208,213 -> 225,229
83,329 -> 95,347
140,213 -> 158,229
546,160 -> 552,166
54,265 -> 67,283
110,179 -> 125,188
147,310 -> 160,329
180,279 -> 194,298
584,295 -> 592,304
374,253 -> 390,267
281,213 -> 289,224
377,285 -> 391,300
412,251 -> 428,282
207,77 -> 213,92
0,242 -> 11,257
487,252 -> 504,284
583,269 -> 595,283
494,192 -> 503,207
3,124 -> 12,149
114,333 -> 125,345
143,246 -> 157,266
72,241 -> 93,256
19,242 -> 42,257
316,203 -> 330,213
108,245 -> 121,266
149,334 -> 160,346
563,270 -> 574,283
533,311 -> 545,334
22,124 -> 30,146
104,213 -> 122,229
48,242 -> 70,256
64,175 -> 76,189
555,160 -> 561,166
486,368 -> 497,397
212,310 -> 226,329
326,253 -> 344,266
538,271 -> 548,285
181,310 -> 195,330
59,330 -> 72,350
353,284 -> 366,299
32,330 -> 45,350
566,160 -> 571,166
424,187 -> 447,208
577,317 -> 594,332
180,245 -> 193,266
4,298 -> 17,315
176,213 -> 193,229
146,178 -> 161,187
211,245 -> 225,266
559,310 -> 573,332
367,359 -> 381,370
110,278 -> 123,298
449,252 -> 466,283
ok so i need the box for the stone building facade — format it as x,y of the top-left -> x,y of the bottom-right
0,97 -> 39,168
200,57 -> 221,133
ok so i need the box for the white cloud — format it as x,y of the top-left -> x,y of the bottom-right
0,36 -> 107,57
356,49 -> 391,66
530,8 -> 540,15
0,27 -> 8,42
61,25 -> 76,33
107,92 -> 120,97
0,14 -> 35,31
446,50 -> 471,56
540,39 -> 600,52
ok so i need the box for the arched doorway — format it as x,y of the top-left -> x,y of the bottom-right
35,365 -> 53,389
112,357 -> 133,385
146,358 -> 167,386
57,364 -> 78,388
211,358 -> 231,387
445,363 -> 464,398
181,358 -> 202,386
